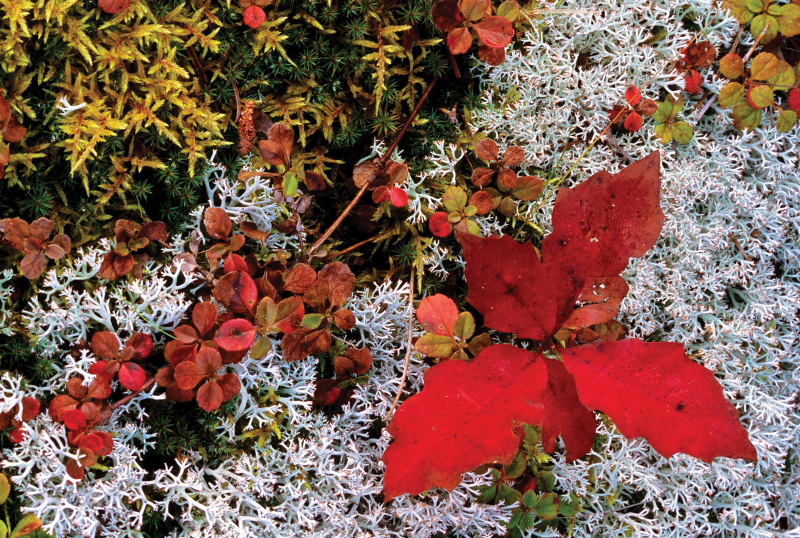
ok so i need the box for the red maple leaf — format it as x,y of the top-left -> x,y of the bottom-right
559,339 -> 757,462
382,344 -> 547,501
540,358 -> 596,462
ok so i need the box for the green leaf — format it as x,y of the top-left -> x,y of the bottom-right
463,205 -> 477,217
750,52 -> 780,81
250,336 -> 272,360
777,109 -> 798,133
751,14 -> 779,42
777,4 -> 800,36
498,483 -> 523,505
533,492 -> 561,520
0,472 -> 9,504
299,313 -> 325,330
722,0 -> 756,23
476,485 -> 497,504
670,122 -> 694,144
467,332 -> 491,355
535,470 -> 556,492
453,311 -> 475,341
746,0 -> 763,12
732,101 -> 764,130
518,513 -> 535,530
282,171 -> 298,197
414,333 -> 457,358
654,123 -> 671,144
523,489 -> 537,508
521,423 -> 543,453
498,0 -> 521,21
719,54 -> 745,79
748,85 -> 775,108
9,515 -> 42,538
559,493 -> 582,517
442,186 -> 467,213
767,59 -> 796,88
652,95 -> 683,123
767,3 -> 782,15
507,509 -> 523,528
718,82 -> 745,108
504,450 -> 527,479
0,520 -> 7,538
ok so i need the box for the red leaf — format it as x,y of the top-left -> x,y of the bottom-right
623,111 -> 643,132
214,318 -> 256,352
266,123 -> 294,166
192,302 -> 218,338
213,271 -> 258,314
281,327 -> 332,361
274,296 -> 305,334
243,5 -> 266,28
125,333 -> 153,360
98,0 -> 129,13
174,325 -> 199,344
461,234 -> 580,340
458,0 -> 491,21
562,276 -> 629,330
542,151 -> 663,279
195,347 -> 223,375
317,262 -> 354,307
197,380 -> 223,411
118,362 -> 147,391
429,212 -> 453,237
20,397 -> 40,421
684,69 -> 703,94
432,0 -> 464,32
477,44 -> 505,65
540,358 -> 596,461
112,253 -> 134,276
217,373 -> 241,402
416,294 -> 459,337
559,339 -> 757,462
223,253 -> 249,274
625,85 -> 642,106
174,360 -> 205,390
79,433 -> 104,452
94,431 -> 114,456
164,340 -> 197,367
65,457 -> 85,480
63,409 -> 87,431
474,138 -> 498,161
204,207 -> 232,240
20,252 -> 46,279
389,187 -> 409,207
447,27 -> 473,55
8,426 -> 26,444
473,16 -> 513,48
788,87 -> 800,112
48,395 -> 78,422
382,344 -> 547,501
283,263 -> 317,293
303,170 -> 327,191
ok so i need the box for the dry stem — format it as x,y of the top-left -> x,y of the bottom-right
385,263 -> 416,421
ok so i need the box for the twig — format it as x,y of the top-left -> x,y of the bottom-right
232,78 -> 241,123
729,234 -> 752,262
186,45 -> 209,88
743,20 -> 772,63
327,234 -> 381,259
109,377 -> 156,412
294,212 -> 307,264
730,27 -> 743,54
307,77 -> 439,257
603,134 -> 633,163
385,264 -> 415,421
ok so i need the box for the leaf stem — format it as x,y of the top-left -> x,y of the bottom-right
109,377 -> 156,412
385,263 -> 415,421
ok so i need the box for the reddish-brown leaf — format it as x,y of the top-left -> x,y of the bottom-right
497,168 -> 517,190
563,276 -> 629,330
174,325 -> 199,344
382,344 -> 547,501
333,346 -> 373,378
447,27 -> 473,55
114,219 -> 137,243
281,327 -> 332,361
432,0 -> 464,31
213,271 -> 258,314
477,44 -> 505,65
197,380 -> 224,411
503,146 -> 524,167
138,221 -> 168,242
223,253 -> 249,274
317,262 -> 354,306
542,151 -> 663,279
389,187 -> 409,207
164,340 -> 197,367
92,331 -> 120,360
474,138 -> 499,161
470,167 -> 495,187
332,308 -> 356,330
416,294 -> 459,337
458,0 -> 491,20
49,395 -> 78,422
196,347 -> 223,375
267,123 -> 294,166
98,0 -> 129,13
20,397 -> 40,421
469,191 -> 494,214
204,207 -> 232,240
473,16 -> 513,48
560,339 -> 757,462
429,212 -> 453,237
240,221 -> 271,243
684,69 -> 703,94
303,170 -> 327,191
20,252 -> 46,279
118,363 -> 147,391
112,253 -> 134,276
29,218 -> 53,241
126,333 -> 153,360
461,234 -> 580,340
540,358 -> 596,461
683,40 -> 716,69
283,263 -> 317,293
174,360 -> 205,390
192,302 -> 218,338
214,318 -> 256,352
65,457 -> 85,479
63,409 -> 88,430
623,111 -> 643,132
625,85 -> 642,107
512,175 -> 544,201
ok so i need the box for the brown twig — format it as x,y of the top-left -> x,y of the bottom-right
306,76 -> 439,257
109,377 -> 156,412
186,45 -> 209,88
385,263 -> 415,421
327,234 -> 381,259
603,134 -> 633,163
729,234 -> 752,262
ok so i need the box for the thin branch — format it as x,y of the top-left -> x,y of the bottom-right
603,134 -> 633,163
327,234 -> 381,260
109,377 -> 156,412
385,264 -> 416,421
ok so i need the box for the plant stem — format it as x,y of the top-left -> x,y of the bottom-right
743,20 -> 772,63
306,76 -> 439,257
385,263 -> 415,421
109,377 -> 156,412
327,234 -> 381,259
603,134 -> 633,163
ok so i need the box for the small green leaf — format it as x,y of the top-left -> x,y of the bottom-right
450,349 -> 469,360
0,520 -> 7,538
559,493 -> 582,517
722,0 -> 756,23
745,0 -> 763,12
747,85 -> 775,108
518,513 -> 535,531
718,82 -> 745,108
777,4 -> 800,36
533,492 -> 561,520
414,333 -> 457,358
498,483 -> 523,505
453,311 -> 475,341
751,14 -> 779,43
463,205 -> 477,217
523,489 -> 537,508
250,336 -> 272,360
490,468 -> 501,480
777,109 -> 798,133
0,472 -> 9,504
462,219 -> 482,236
654,122 -> 671,144
732,101 -> 764,130
442,186 -> 468,213
300,313 -> 325,330
521,423 -> 543,452
719,54 -> 745,79
652,95 -> 683,122
766,59 -> 796,87
670,122 -> 694,144
750,52 -> 780,81
535,470 -> 556,492
497,0 -> 520,21
282,171 -> 298,197
767,3 -> 781,15
506,509 -> 523,528
504,450 -> 527,479
476,485 -> 497,503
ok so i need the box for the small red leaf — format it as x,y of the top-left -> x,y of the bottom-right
92,331 -> 120,360
560,339 -> 757,462
204,207 -> 232,240
382,344 -> 547,501
473,16 -> 513,48
98,0 -> 129,13
213,271 -> 258,314
447,27 -> 473,55
416,294 -> 459,337
474,138 -> 499,161
303,170 -> 327,191
788,87 -> 800,112
125,333 -> 153,360
563,276 -> 629,330
192,302 -> 218,338
623,111 -> 643,132
274,296 -> 305,334
20,397 -> 40,421
432,0 -> 464,32
214,318 -> 256,352
389,187 -> 409,207
625,85 -> 642,106
79,433 -> 104,452
65,458 -> 85,479
197,380 -> 224,411
429,212 -> 453,237
223,253 -> 249,274
118,362 -> 147,391
48,395 -> 78,422
243,5 -> 266,28
63,409 -> 87,431
684,69 -> 703,94
283,263 -> 318,293
174,325 -> 199,344
196,347 -> 223,375
94,431 -> 114,456
174,360 -> 205,390
20,252 -> 46,279
477,44 -> 505,65
217,373 -> 241,401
